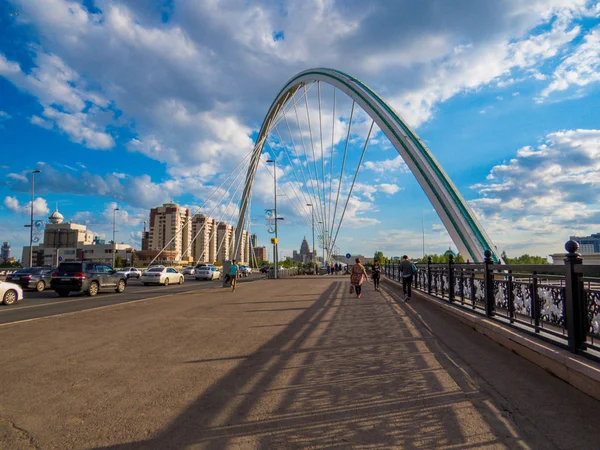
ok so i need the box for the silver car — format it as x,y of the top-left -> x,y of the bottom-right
117,267 -> 142,279
182,266 -> 196,275
195,266 -> 220,280
141,267 -> 184,286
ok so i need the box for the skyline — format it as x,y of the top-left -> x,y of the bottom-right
2,1 -> 600,262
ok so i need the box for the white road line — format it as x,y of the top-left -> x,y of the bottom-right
0,285 -> 209,313
0,288 -> 219,328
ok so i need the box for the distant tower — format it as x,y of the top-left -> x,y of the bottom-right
48,207 -> 64,224
1,241 -> 10,262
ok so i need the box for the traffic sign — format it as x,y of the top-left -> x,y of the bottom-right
345,253 -> 351,259
58,256 -> 63,262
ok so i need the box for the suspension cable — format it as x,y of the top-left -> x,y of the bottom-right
329,120 -> 375,256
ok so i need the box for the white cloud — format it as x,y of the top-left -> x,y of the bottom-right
0,111 -> 11,120
4,196 -> 50,216
539,24 -> 600,100
364,155 -> 409,174
469,129 -> 600,252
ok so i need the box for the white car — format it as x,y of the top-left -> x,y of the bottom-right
240,265 -> 252,277
0,281 -> 24,305
195,266 -> 221,280
141,267 -> 184,286
117,267 -> 142,279
182,266 -> 196,275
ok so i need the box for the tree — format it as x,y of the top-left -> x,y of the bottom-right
373,251 -> 385,264
114,255 -> 122,268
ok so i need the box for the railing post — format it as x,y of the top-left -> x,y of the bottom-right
564,240 -> 586,354
484,250 -> 495,317
448,254 -> 454,303
531,272 -> 540,332
507,270 -> 514,323
427,256 -> 432,294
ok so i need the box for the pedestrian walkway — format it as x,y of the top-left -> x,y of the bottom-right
2,275 -> 600,448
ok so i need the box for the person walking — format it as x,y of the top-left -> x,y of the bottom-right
229,259 -> 239,292
350,258 -> 368,298
400,255 -> 416,301
372,261 -> 381,291
330,263 -> 335,275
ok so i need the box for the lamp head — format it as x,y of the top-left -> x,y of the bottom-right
266,159 -> 275,163
33,169 -> 41,174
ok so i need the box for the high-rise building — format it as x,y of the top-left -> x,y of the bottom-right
570,233 -> 600,255
149,202 -> 192,261
191,215 -> 217,264
217,222 -> 235,262
293,237 -> 313,264
253,246 -> 267,262
1,241 -> 10,262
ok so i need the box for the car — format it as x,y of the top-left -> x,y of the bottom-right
239,265 -> 252,277
50,261 -> 127,297
260,265 -> 271,273
195,266 -> 221,280
117,267 -> 142,279
6,266 -> 54,292
140,267 -> 184,286
182,266 -> 196,275
0,281 -> 24,305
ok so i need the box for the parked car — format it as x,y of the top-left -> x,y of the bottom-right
195,266 -> 221,281
182,266 -> 196,275
0,281 -> 24,305
117,267 -> 142,279
6,266 -> 54,292
50,262 -> 127,297
141,267 -> 184,286
260,265 -> 271,273
240,265 -> 252,277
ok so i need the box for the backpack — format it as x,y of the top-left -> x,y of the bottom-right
411,263 -> 418,274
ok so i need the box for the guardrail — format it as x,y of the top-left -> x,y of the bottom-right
266,267 -> 300,279
384,240 -> 600,361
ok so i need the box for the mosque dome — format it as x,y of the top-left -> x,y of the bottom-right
49,209 -> 64,224
444,247 -> 456,257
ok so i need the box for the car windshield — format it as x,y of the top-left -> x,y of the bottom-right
14,268 -> 37,274
147,268 -> 164,272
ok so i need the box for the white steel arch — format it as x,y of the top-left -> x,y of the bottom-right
235,68 -> 502,264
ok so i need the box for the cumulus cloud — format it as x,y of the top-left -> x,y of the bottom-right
3,196 -> 50,216
469,129 -> 600,250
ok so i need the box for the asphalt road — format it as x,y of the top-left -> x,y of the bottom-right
0,273 -> 262,325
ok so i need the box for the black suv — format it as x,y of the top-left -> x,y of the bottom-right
6,266 -> 54,292
50,261 -> 127,297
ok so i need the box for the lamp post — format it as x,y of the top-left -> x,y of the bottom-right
28,169 -> 41,267
112,207 -> 120,268
266,159 -> 279,279
306,203 -> 315,273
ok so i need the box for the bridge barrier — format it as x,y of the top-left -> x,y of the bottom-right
266,267 -> 299,279
384,240 -> 600,361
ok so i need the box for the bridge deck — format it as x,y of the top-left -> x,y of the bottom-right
1,275 -> 599,448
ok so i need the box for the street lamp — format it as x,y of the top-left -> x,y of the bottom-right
112,207 -> 120,268
28,169 -> 41,267
266,159 -> 279,279
306,203 -> 315,272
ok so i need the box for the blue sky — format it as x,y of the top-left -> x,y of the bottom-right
1,0 -> 600,263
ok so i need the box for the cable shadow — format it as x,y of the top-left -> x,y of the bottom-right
95,280 -> 533,449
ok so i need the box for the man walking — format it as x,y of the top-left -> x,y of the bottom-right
230,259 -> 239,292
372,261 -> 381,291
400,255 -> 415,301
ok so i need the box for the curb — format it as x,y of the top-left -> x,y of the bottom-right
382,276 -> 600,402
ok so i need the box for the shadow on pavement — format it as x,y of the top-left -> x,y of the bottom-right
96,280 -> 531,449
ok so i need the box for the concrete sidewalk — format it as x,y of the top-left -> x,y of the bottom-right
1,275 -> 600,448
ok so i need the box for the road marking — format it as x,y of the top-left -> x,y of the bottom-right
0,284 -> 213,313
0,289 -> 203,328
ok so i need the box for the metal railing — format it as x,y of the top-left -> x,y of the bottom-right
384,241 -> 600,360
266,267 -> 300,279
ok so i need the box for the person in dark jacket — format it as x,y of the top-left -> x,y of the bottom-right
372,261 -> 381,291
400,255 -> 415,301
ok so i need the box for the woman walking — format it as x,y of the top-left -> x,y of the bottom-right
350,258 -> 368,298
